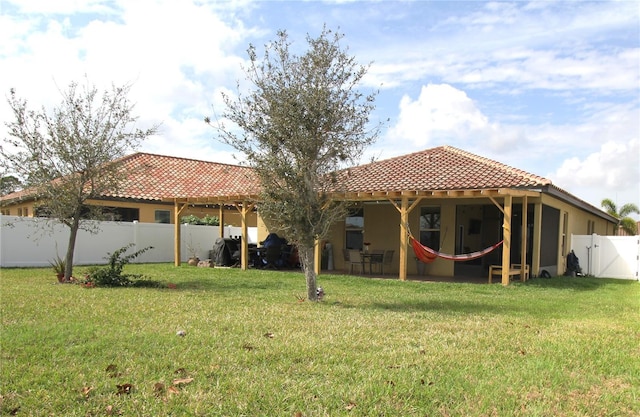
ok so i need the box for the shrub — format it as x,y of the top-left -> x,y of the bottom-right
49,254 -> 66,276
85,244 -> 153,287
180,214 -> 219,226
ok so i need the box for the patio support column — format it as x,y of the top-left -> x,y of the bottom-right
399,197 -> 409,281
314,239 -> 321,276
174,202 -> 188,266
390,196 -> 423,281
234,201 -> 253,271
218,204 -> 224,240
501,195 -> 512,285
532,202 -> 543,277
521,196 -> 528,281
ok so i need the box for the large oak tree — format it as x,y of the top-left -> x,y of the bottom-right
212,28 -> 382,300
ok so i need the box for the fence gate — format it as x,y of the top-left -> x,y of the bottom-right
571,234 -> 640,280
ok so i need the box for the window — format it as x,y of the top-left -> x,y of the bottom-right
420,206 -> 441,250
155,210 -> 171,224
345,208 -> 364,250
104,207 -> 140,222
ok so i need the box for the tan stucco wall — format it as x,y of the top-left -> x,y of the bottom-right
540,195 -> 613,237
1,198 -> 256,227
225,194 -> 615,279
325,200 -> 458,276
89,199 -> 257,226
539,194 -> 615,273
0,200 -> 34,216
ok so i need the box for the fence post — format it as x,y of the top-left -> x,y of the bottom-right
133,221 -> 139,251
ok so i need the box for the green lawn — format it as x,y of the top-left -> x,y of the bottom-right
1,265 -> 638,416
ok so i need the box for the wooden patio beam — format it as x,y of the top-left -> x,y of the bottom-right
521,195 -> 528,282
173,202 -> 188,266
501,194 -> 513,285
233,201 -> 255,270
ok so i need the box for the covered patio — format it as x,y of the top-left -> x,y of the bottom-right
164,146 -> 616,285
166,192 -> 535,286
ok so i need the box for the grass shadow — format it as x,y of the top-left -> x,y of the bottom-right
517,276 -> 633,291
367,299 -> 508,315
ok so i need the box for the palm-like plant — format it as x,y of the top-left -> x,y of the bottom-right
601,198 -> 639,235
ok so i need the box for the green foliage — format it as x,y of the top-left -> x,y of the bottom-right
1,80 -> 159,279
85,244 -> 153,287
48,254 -> 66,275
180,214 -> 219,226
214,26 -> 384,300
601,198 -> 639,235
0,175 -> 22,195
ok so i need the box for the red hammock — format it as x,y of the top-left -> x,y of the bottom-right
409,234 -> 503,264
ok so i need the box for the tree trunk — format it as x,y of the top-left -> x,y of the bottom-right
64,217 -> 80,281
298,245 -> 318,301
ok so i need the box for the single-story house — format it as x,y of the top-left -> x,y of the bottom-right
2,146 -> 618,284
162,146 -> 618,284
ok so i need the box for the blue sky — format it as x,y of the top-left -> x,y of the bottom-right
1,0 -> 638,216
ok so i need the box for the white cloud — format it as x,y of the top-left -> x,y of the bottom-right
0,0 -> 254,162
3,0 -> 115,14
548,138 -> 640,217
385,83 -> 523,152
551,139 -> 639,192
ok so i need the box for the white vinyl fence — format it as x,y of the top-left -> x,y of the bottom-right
0,215 -> 258,268
571,234 -> 639,280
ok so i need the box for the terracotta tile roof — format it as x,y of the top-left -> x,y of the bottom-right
338,145 -> 552,192
0,152 -> 260,204
0,146 -> 553,202
107,153 -> 260,200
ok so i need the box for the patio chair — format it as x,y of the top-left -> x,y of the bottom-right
368,250 -> 385,274
347,249 -> 364,274
342,249 -> 350,272
379,250 -> 394,275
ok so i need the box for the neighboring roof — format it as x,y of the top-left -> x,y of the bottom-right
338,145 -> 552,193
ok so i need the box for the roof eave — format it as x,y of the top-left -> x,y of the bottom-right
539,185 -> 618,223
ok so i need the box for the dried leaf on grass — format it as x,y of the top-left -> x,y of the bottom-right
105,405 -> 122,416
81,386 -> 93,398
264,332 -> 275,338
116,383 -> 133,395
172,377 -> 194,386
345,401 -> 356,411
105,364 -> 122,378
153,382 -> 165,397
